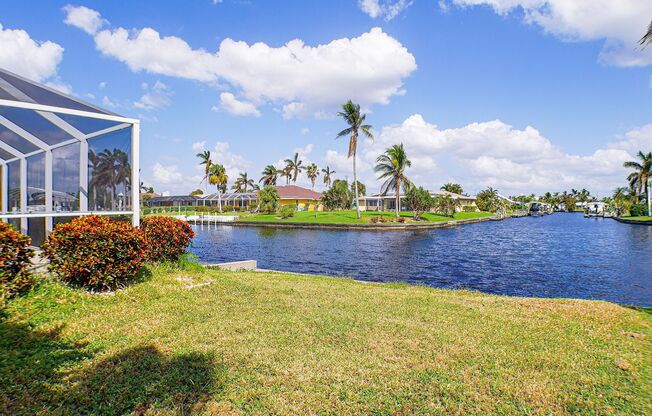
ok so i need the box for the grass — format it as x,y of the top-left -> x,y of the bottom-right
1,263 -> 650,414
623,216 -> 652,221
240,209 -> 494,224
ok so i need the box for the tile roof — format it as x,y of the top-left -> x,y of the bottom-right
275,185 -> 322,200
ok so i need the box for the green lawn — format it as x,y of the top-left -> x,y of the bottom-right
623,216 -> 652,221
2,263 -> 650,414
240,209 -> 494,224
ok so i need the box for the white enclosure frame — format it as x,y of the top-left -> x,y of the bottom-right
0,98 -> 141,235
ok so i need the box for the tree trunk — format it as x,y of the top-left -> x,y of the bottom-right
647,176 -> 651,216
395,178 -> 400,217
353,148 -> 360,219
218,189 -> 222,213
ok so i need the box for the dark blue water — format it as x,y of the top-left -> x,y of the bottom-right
189,214 -> 652,306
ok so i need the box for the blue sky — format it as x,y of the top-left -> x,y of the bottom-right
1,0 -> 651,196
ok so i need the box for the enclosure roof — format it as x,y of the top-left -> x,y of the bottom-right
148,195 -> 199,204
202,192 -> 258,201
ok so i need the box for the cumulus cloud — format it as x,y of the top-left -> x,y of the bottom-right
0,24 -> 64,82
133,80 -> 172,110
192,141 -> 206,151
102,95 -> 118,108
63,4 -> 106,35
66,7 -> 417,118
359,0 -> 412,21
448,0 -> 652,66
218,92 -> 261,117
349,114 -> 647,195
213,141 -> 251,179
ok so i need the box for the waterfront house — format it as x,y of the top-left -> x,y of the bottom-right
276,185 -> 323,211
359,190 -> 477,212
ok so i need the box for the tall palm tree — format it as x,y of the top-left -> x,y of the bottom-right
640,20 -> 652,47
280,165 -> 292,185
233,172 -> 255,193
321,166 -> 335,188
440,183 -> 464,195
336,100 -> 373,219
375,143 -> 412,217
114,149 -> 131,209
97,149 -> 119,210
624,151 -> 652,209
306,163 -> 319,191
259,165 -> 279,186
196,150 -> 212,193
208,164 -> 228,212
284,152 -> 304,183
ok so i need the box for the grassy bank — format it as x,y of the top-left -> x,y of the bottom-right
622,216 -> 652,221
2,264 -> 650,414
241,210 -> 494,224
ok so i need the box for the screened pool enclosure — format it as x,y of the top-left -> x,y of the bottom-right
0,68 -> 140,245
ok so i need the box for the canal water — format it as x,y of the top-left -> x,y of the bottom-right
189,213 -> 652,306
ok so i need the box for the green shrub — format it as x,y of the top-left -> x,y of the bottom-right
140,216 -> 195,262
279,205 -> 295,219
629,204 -> 647,217
405,186 -> 434,220
0,222 -> 35,298
258,186 -> 280,213
462,205 -> 477,212
43,215 -> 145,291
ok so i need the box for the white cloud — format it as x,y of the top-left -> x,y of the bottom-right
213,141 -> 251,179
192,141 -> 206,151
69,8 -> 417,118
133,80 -> 172,110
63,5 -> 106,35
358,0 -> 413,21
218,92 -> 261,117
300,127 -> 310,135
0,24 -> 64,82
448,0 -> 652,66
102,95 -> 118,107
98,81 -> 107,89
152,162 -> 184,185
45,81 -> 72,94
354,114 -> 647,195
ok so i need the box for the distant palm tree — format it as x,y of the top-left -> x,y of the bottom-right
115,149 -> 131,209
336,100 -> 373,219
375,143 -> 412,217
280,165 -> 292,185
208,164 -> 228,212
196,150 -> 212,193
233,172 -> 255,193
624,151 -> 652,206
440,183 -> 464,195
640,20 -> 652,47
321,166 -> 335,188
284,152 -> 304,183
259,165 -> 279,186
306,163 -> 319,190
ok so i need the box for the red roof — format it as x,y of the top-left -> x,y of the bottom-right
275,185 -> 322,200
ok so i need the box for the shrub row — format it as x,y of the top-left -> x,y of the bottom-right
0,222 -> 35,299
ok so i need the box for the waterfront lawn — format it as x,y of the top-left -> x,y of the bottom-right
2,264 -> 650,414
241,209 -> 493,224
623,216 -> 652,221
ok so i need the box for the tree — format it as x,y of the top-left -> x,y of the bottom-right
232,172 -> 254,193
196,150 -> 212,193
258,186 -> 280,213
433,195 -> 460,217
336,100 -> 373,219
475,187 -> 501,212
208,164 -> 228,212
259,165 -> 279,186
612,186 -> 634,217
623,151 -> 652,210
321,179 -> 351,210
190,189 -> 203,196
306,163 -> 319,191
321,166 -> 335,188
284,152 -> 304,184
440,183 -> 464,195
280,165 -> 292,185
375,143 -> 412,217
405,186 -> 434,220
350,180 -> 366,197
640,20 -> 652,47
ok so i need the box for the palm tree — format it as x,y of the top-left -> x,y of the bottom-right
259,165 -> 279,186
284,152 -> 304,183
306,163 -> 319,191
321,166 -> 335,188
97,149 -> 119,210
280,165 -> 292,185
640,20 -> 652,47
336,100 -> 373,219
623,151 -> 652,205
233,172 -> 255,193
440,183 -> 464,195
375,143 -> 412,217
114,149 -> 131,209
196,150 -> 212,193
208,164 -> 228,212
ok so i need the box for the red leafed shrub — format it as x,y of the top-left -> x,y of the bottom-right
42,215 -> 145,291
0,222 -> 35,298
139,216 -> 195,262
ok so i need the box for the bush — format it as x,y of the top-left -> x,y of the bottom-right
462,205 -> 477,212
629,204 -> 647,217
140,216 -> 195,262
397,216 -> 406,223
279,205 -> 295,219
405,186 -> 434,220
258,186 -> 280,213
43,215 -> 145,291
370,216 -> 380,224
0,222 -> 35,298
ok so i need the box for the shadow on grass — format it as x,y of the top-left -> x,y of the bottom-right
1,319 -> 224,415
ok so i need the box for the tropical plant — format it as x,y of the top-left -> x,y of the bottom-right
321,179 -> 351,210
306,163 -> 319,190
233,172 -> 255,193
336,100 -> 373,219
375,143 -> 412,217
612,186 -> 634,216
190,189 -> 204,196
623,151 -> 652,209
208,164 -> 228,212
440,183 -> 464,195
475,187 -> 501,212
350,180 -> 366,197
196,150 -> 212,193
405,186 -> 434,220
640,20 -> 652,47
321,166 -> 335,188
279,205 -> 295,219
258,186 -> 280,213
433,195 -> 460,217
0,222 -> 35,299
280,165 -> 292,185
140,216 -> 195,262
260,165 -> 279,186
284,152 -> 305,184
